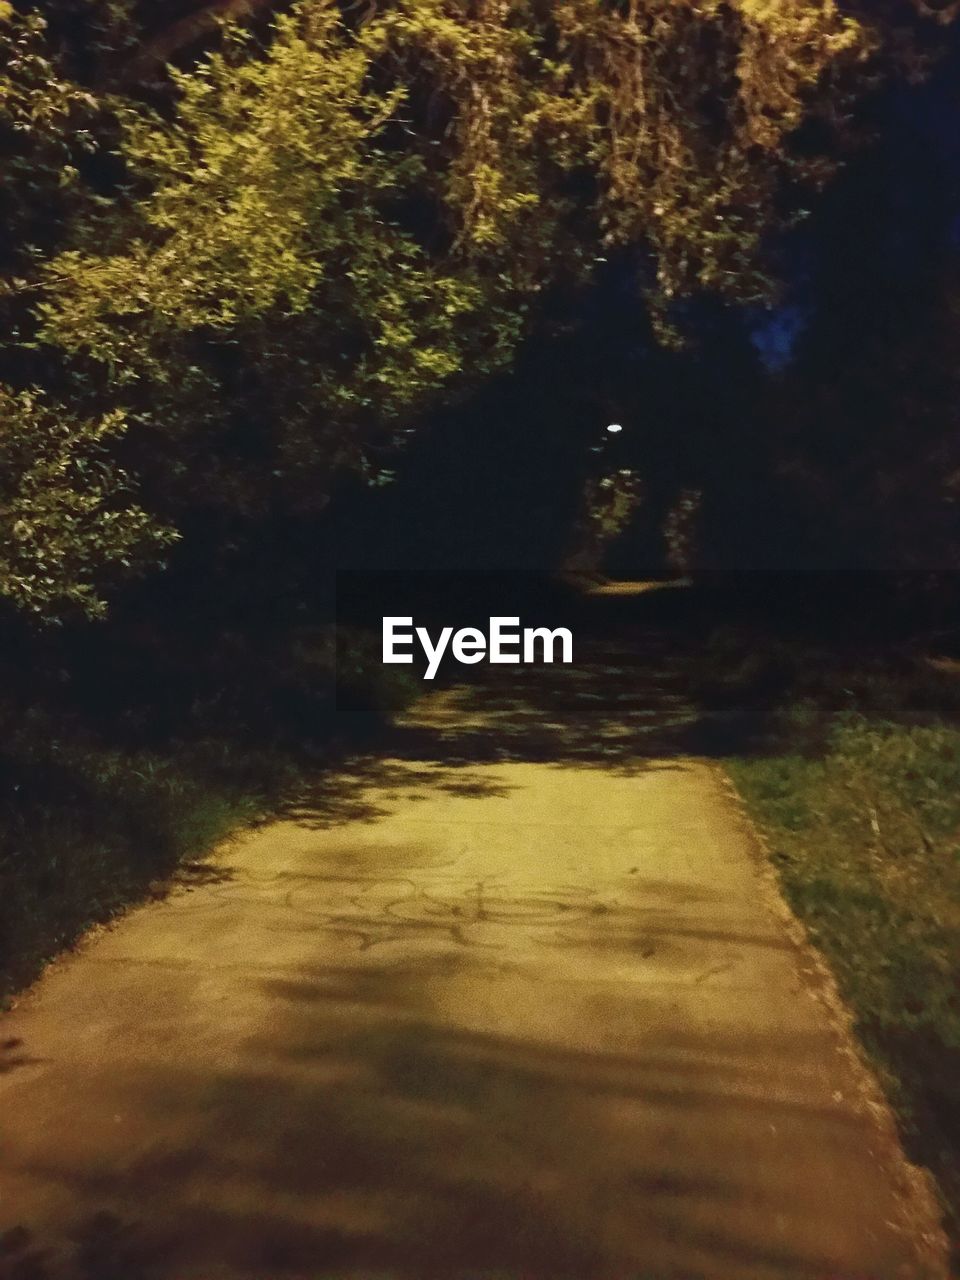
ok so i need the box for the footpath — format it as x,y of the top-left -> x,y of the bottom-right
0,630 -> 949,1279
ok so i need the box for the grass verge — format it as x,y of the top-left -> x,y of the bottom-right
694,626 -> 960,1258
0,623 -> 419,1007
0,726 -> 292,1006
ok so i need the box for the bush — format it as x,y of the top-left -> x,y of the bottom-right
335,626 -> 420,727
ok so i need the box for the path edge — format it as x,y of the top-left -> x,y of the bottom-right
707,759 -> 952,1279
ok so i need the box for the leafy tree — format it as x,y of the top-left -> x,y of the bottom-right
0,0 -> 947,617
0,386 -> 176,619
41,8 -> 507,521
0,4 -> 177,618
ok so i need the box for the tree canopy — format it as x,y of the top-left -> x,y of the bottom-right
0,0 -> 950,617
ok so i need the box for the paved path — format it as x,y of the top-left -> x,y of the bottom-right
0,635 -> 949,1280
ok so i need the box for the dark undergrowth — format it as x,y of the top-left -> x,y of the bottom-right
0,615 -> 418,1007
691,611 -> 960,1263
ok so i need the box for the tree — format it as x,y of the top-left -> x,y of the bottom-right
744,30 -> 960,573
0,0 -> 946,617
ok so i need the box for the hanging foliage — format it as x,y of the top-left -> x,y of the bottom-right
0,0 -> 945,616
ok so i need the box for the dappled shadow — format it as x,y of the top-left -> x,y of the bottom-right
172,862 -> 236,889
274,760 -> 519,830
0,831 -> 923,1279
0,1038 -> 43,1077
387,635 -> 701,768
0,928 -> 909,1280
283,629 -> 703,830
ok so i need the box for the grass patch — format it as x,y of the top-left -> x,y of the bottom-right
0,622 -> 419,1006
699,626 -> 960,1255
0,725 -> 290,1005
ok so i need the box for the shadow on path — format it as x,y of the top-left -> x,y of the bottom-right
0,615 -> 939,1280
283,630 -> 701,831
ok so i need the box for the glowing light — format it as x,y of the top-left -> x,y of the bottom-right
607,423 -> 623,434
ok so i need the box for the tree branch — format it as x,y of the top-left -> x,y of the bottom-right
118,0 -> 280,85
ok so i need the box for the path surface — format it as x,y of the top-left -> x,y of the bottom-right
0,630 -> 949,1280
